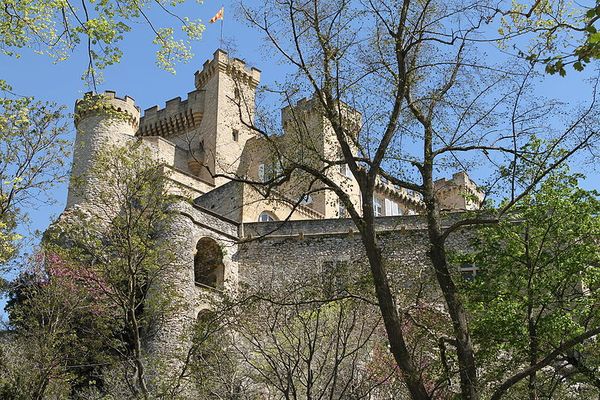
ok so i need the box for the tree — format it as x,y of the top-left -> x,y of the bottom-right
40,141 -> 183,398
185,260 -> 412,399
493,0 -> 600,75
210,0 -> 600,398
0,0 -> 205,271
2,252 -> 116,399
460,170 -> 600,399
0,87 -> 69,266
0,0 -> 205,84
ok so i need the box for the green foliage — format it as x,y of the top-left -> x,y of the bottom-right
4,142 -> 183,397
74,92 -> 133,123
499,0 -> 600,75
462,170 -> 600,395
51,141 -> 182,349
0,89 -> 70,265
2,253 -> 117,398
0,0 -> 205,80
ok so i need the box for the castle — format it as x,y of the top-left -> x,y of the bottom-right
64,49 -> 483,369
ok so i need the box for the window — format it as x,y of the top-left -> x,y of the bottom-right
194,237 -> 225,289
459,264 -> 478,281
194,309 -> 217,361
373,197 -> 383,217
258,211 -> 276,222
232,129 -> 239,142
384,198 -> 401,216
338,201 -> 347,218
258,161 -> 283,183
340,164 -> 353,178
322,260 -> 349,297
300,194 -> 313,205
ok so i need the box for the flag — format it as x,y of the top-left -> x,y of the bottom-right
210,7 -> 224,23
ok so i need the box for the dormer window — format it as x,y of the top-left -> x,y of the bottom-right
258,211 -> 276,222
300,194 -> 313,205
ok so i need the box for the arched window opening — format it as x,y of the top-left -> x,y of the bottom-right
196,309 -> 216,330
194,309 -> 218,361
258,211 -> 277,222
194,237 -> 224,289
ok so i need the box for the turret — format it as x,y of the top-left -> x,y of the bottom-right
192,49 -> 261,187
66,91 -> 141,208
434,172 -> 484,211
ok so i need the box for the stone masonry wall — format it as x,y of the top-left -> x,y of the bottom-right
146,201 -> 240,387
237,215 -> 473,305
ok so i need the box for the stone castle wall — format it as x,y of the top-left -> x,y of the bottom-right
236,215 -> 473,303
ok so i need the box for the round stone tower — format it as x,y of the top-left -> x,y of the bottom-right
66,91 -> 140,208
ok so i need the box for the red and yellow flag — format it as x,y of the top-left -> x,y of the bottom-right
210,7 -> 224,23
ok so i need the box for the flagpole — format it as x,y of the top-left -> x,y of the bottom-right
220,5 -> 224,48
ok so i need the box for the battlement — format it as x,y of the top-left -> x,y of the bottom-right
281,96 -> 321,122
241,212 -> 476,239
138,90 -> 204,138
194,49 -> 261,90
281,95 -> 361,130
434,171 -> 480,194
434,171 -> 485,210
374,177 -> 425,209
74,91 -> 140,129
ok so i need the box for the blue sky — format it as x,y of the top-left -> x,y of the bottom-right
2,0 -> 280,235
1,0 -> 599,318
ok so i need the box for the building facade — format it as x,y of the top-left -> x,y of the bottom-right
63,49 -> 483,375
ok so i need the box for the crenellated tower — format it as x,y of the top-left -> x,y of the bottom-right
67,91 -> 140,208
136,49 -> 261,188
192,49 -> 261,187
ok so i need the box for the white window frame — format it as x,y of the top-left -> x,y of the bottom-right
373,197 -> 383,217
459,264 -> 478,280
340,164 -> 353,178
384,198 -> 401,216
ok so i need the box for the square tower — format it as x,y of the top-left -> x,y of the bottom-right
193,50 -> 261,187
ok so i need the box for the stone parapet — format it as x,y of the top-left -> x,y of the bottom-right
138,90 -> 204,138
281,95 -> 361,130
162,165 -> 215,199
242,212 -> 477,239
374,178 -> 425,210
74,91 -> 140,130
194,49 -> 261,90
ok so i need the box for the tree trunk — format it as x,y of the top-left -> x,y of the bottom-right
423,168 -> 479,400
358,191 -> 431,400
